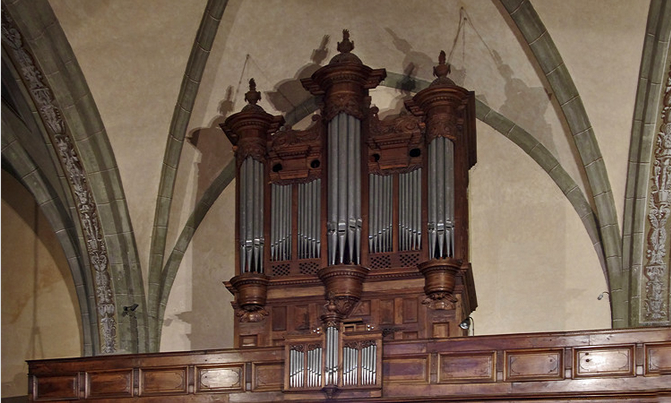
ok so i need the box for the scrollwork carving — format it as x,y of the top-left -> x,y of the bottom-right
2,8 -> 117,353
645,62 -> 671,322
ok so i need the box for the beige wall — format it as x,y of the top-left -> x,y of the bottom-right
1,172 -> 82,398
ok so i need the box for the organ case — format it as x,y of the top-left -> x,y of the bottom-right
221,31 -> 477,395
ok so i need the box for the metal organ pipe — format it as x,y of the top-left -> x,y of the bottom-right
369,174 -> 393,253
325,326 -> 339,385
239,157 -> 264,273
271,184 -> 291,261
328,112 -> 361,265
298,180 -> 321,259
428,137 -> 455,259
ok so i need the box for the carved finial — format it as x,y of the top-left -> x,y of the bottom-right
244,78 -> 261,105
337,29 -> 354,54
433,50 -> 451,79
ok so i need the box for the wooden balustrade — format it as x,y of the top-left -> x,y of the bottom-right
27,327 -> 671,401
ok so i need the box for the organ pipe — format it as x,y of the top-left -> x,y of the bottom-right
328,113 -> 361,265
427,137 -> 455,259
239,156 -> 265,272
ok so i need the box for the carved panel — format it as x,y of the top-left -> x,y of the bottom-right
383,355 -> 430,384
574,346 -> 634,378
353,300 -> 371,316
252,362 -> 284,391
367,109 -> 424,173
33,375 -> 78,401
196,365 -> 244,393
645,342 -> 671,374
140,367 -> 187,396
293,305 -> 310,331
644,61 -> 671,323
438,352 -> 496,383
267,116 -> 323,183
86,370 -> 133,399
504,349 -> 563,381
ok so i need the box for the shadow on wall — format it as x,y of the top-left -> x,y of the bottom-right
265,35 -> 330,115
383,28 -> 468,118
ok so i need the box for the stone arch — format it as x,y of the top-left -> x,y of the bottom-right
2,1 -> 146,353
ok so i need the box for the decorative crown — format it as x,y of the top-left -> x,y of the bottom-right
244,78 -> 261,105
337,29 -> 354,54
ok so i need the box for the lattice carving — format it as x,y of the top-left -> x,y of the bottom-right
370,254 -> 391,270
272,263 -> 291,277
299,261 -> 320,275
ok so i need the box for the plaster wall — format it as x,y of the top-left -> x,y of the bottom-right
1,172 -> 82,398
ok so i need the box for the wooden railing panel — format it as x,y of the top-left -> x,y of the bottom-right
27,328 -> 671,402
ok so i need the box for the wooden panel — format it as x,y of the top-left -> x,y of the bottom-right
438,352 -> 496,383
574,346 -> 634,378
432,323 -> 449,338
380,299 -> 394,325
402,298 -> 418,323
240,335 -> 258,347
646,342 -> 671,374
33,375 -> 78,401
504,349 -> 563,381
140,367 -> 187,396
196,365 -> 244,392
383,355 -> 430,384
252,362 -> 283,391
353,300 -> 371,316
272,306 -> 287,331
293,305 -> 310,331
86,370 -> 133,398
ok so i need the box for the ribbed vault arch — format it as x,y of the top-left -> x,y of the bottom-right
499,0 -> 625,326
2,0 -> 146,353
622,0 -> 671,327
2,103 -> 98,356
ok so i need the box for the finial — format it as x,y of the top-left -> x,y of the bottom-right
244,78 -> 261,105
337,29 -> 354,54
433,50 -> 451,79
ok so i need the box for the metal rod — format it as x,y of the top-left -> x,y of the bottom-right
240,158 -> 248,272
354,117 -> 362,264
446,140 -> 454,257
436,137 -> 445,258
428,140 -> 437,258
328,117 -> 338,265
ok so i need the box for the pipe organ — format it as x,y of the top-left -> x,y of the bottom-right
222,30 -> 477,398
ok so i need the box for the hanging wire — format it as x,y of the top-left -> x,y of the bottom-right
447,7 -> 498,66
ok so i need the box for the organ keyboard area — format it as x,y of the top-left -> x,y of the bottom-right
221,31 -> 477,397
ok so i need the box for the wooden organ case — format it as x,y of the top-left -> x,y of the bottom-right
222,31 -> 477,397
